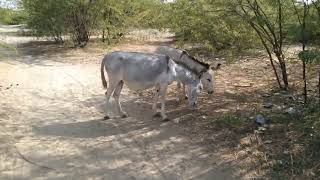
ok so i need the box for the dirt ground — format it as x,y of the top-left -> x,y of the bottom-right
2,24 -> 310,179
0,25 -> 246,180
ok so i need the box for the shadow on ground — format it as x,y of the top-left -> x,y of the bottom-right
4,90 -> 237,180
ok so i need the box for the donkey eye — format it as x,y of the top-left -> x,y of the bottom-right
207,79 -> 211,82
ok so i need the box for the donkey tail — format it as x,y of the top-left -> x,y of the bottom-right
100,56 -> 108,89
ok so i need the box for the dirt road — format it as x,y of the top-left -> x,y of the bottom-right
0,26 -> 236,179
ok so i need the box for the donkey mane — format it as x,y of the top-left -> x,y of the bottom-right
174,61 -> 204,77
178,50 -> 210,75
182,50 -> 210,68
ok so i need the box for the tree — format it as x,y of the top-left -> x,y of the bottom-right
292,0 -> 311,103
67,0 -> 102,47
299,50 -> 320,101
312,0 -> 320,17
312,0 -> 320,101
22,0 -> 68,43
233,0 -> 290,90
168,0 -> 256,50
21,0 -> 166,47
98,0 -> 124,44
0,7 -> 27,25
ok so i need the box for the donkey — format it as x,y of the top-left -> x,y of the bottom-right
100,51 -> 203,121
155,46 -> 221,101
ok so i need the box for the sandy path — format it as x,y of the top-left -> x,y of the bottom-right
0,26 -> 235,180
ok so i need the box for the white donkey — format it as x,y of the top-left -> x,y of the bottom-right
100,51 -> 203,121
155,46 -> 221,101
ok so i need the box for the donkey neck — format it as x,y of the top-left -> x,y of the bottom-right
179,54 -> 208,75
174,63 -> 199,85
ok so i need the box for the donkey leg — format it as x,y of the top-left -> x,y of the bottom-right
113,80 -> 127,118
176,82 -> 182,102
182,83 -> 188,99
159,84 -> 169,121
152,87 -> 161,117
104,79 -> 118,120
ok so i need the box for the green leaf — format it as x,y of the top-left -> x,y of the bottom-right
298,50 -> 320,63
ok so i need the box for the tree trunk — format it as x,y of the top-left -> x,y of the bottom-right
276,52 -> 289,90
318,70 -> 320,103
106,27 -> 111,45
70,3 -> 90,47
280,62 -> 289,90
303,61 -> 307,103
248,20 -> 283,89
302,2 -> 308,104
236,0 -> 288,90
263,41 -> 283,89
277,0 -> 288,90
102,29 -> 105,42
302,42 -> 307,103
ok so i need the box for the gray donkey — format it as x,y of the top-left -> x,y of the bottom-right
155,46 -> 221,101
100,51 -> 203,121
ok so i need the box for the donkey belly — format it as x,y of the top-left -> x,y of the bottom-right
123,71 -> 170,90
123,62 -> 168,90
123,71 -> 167,91
124,81 -> 156,91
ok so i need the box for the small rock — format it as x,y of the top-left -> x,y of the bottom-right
173,118 -> 180,123
280,90 -> 287,94
285,107 -> 296,114
225,90 -> 236,94
286,95 -> 296,101
255,114 -> 266,125
276,105 -> 284,110
264,140 -> 273,144
254,129 -> 263,134
258,127 -> 267,131
283,150 -> 290,155
262,94 -> 271,98
263,103 -> 273,108
240,137 -> 251,145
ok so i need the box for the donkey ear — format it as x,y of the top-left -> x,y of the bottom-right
210,63 -> 221,71
181,49 -> 187,55
178,50 -> 186,59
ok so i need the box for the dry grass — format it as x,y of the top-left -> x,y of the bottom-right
170,45 -> 320,179
3,30 -> 319,179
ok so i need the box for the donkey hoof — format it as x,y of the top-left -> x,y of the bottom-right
103,115 -> 110,120
121,114 -> 128,118
153,112 -> 161,117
